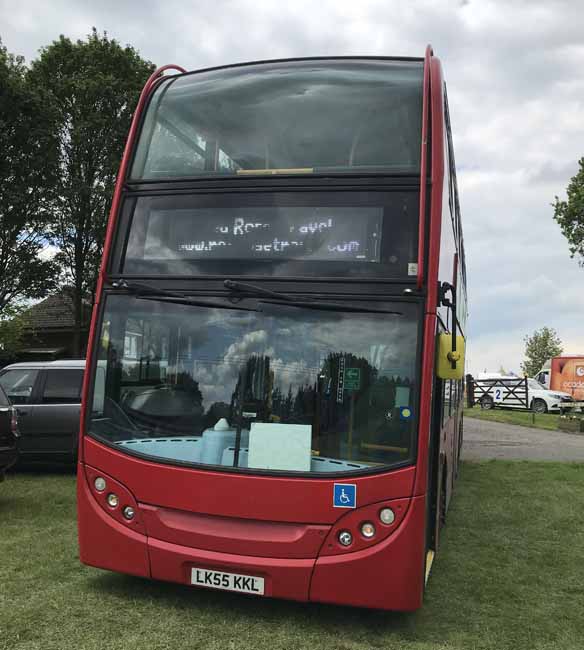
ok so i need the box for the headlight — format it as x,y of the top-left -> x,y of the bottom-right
122,506 -> 135,520
379,507 -> 395,525
94,477 -> 106,492
360,522 -> 376,538
338,530 -> 353,546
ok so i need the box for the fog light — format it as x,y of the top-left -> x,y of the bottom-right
122,506 -> 135,520
338,530 -> 353,546
361,522 -> 376,538
94,477 -> 106,492
379,507 -> 395,525
107,493 -> 119,508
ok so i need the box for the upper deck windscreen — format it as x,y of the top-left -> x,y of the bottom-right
131,59 -> 424,179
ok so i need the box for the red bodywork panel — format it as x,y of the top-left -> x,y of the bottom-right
139,504 -> 330,559
84,437 -> 415,523
78,452 -> 425,610
413,54 -> 445,498
310,495 -> 426,610
77,468 -> 150,578
77,51 -> 451,612
148,537 -> 315,602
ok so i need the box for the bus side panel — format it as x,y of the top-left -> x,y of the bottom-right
413,56 -> 445,499
309,494 -> 426,611
77,464 -> 151,578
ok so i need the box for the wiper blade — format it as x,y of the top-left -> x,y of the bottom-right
224,280 -> 402,315
110,280 -> 255,311
224,279 -> 295,301
259,299 -> 403,316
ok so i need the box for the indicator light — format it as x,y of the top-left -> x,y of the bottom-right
94,477 -> 106,492
379,508 -> 395,525
338,530 -> 353,546
122,506 -> 135,520
107,493 -> 119,508
361,522 -> 376,538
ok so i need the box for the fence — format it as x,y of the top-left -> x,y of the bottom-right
466,375 -> 529,410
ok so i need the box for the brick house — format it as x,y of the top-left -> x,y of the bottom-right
18,290 -> 91,361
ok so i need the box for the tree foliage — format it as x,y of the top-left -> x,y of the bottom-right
553,158 -> 584,265
28,29 -> 154,353
521,327 -> 563,377
0,39 -> 59,314
0,305 -> 29,364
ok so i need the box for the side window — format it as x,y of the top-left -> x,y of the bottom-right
442,380 -> 452,425
41,370 -> 84,405
0,385 -> 9,407
0,369 -> 39,405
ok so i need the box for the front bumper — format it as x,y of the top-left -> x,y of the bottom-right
78,465 -> 426,611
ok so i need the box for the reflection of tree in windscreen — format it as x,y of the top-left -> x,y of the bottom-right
229,355 -> 273,424
226,350 -> 414,457
203,401 -> 231,430
167,371 -> 203,402
315,352 -> 414,457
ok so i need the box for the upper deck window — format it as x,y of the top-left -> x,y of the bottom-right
131,59 -> 424,180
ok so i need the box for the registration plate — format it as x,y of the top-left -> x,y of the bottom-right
190,568 -> 265,595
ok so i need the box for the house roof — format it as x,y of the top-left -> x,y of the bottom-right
23,291 -> 90,332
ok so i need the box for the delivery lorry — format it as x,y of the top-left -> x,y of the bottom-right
536,356 -> 584,408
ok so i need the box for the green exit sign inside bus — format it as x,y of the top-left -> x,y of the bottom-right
344,368 -> 361,391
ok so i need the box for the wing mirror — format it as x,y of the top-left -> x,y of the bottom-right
436,282 -> 465,380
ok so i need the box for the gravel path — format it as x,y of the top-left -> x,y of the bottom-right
462,416 -> 584,461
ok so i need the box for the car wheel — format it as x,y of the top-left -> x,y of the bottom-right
532,398 -> 547,414
480,396 -> 494,410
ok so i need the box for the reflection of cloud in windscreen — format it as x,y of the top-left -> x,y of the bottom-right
291,315 -> 417,376
192,313 -> 417,410
197,329 -> 272,406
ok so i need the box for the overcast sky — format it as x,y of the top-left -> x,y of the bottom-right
1,0 -> 583,375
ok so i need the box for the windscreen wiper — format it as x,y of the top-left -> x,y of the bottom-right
259,299 -> 403,315
223,279 -> 295,301
224,280 -> 401,314
110,280 -> 255,311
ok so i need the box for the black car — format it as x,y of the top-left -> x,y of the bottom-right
0,360 -> 84,464
0,382 -> 18,480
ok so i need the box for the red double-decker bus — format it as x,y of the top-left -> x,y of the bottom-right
77,46 -> 467,611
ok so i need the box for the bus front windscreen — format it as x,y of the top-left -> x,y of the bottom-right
89,295 -> 420,474
130,59 -> 423,179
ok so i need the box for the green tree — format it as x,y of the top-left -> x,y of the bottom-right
0,306 -> 29,365
28,29 -> 154,354
0,39 -> 59,314
521,327 -> 563,377
553,158 -> 584,265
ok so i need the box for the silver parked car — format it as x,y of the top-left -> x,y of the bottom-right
0,359 -> 85,463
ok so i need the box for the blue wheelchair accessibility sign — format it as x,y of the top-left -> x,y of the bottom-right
333,483 -> 357,508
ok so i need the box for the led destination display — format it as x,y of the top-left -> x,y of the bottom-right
142,207 -> 383,262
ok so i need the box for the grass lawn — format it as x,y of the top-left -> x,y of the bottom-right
2,463 -> 584,650
464,406 -> 563,431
